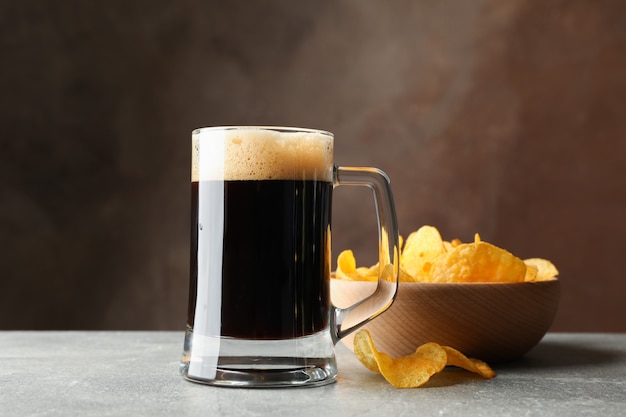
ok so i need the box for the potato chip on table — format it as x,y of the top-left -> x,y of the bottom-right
353,330 -> 495,388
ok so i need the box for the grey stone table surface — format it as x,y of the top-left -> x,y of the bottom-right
1,332 -> 624,417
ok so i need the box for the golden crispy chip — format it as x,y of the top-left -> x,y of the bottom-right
357,264 -> 380,280
441,346 -> 496,379
386,343 -> 447,388
443,238 -> 462,252
335,225 -> 557,284
353,329 -> 380,372
354,330 -> 495,388
381,342 -> 447,388
401,226 -> 445,282
337,250 -> 356,275
524,264 -> 539,282
430,241 -> 527,283
524,258 -> 559,281
354,330 -> 446,388
336,250 -> 378,281
399,268 -> 415,282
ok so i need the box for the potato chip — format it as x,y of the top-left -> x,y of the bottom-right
441,346 -> 496,379
337,249 -> 357,275
381,343 -> 447,388
335,250 -> 378,281
399,268 -> 415,282
524,258 -> 559,281
353,329 -> 381,372
429,241 -> 526,283
401,226 -> 445,282
443,238 -> 462,251
354,330 -> 446,388
523,264 -> 539,282
334,225 -> 557,284
353,330 -> 495,388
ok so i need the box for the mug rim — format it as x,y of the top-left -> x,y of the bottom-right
192,125 -> 334,138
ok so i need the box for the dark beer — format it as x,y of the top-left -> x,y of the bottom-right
188,178 -> 333,339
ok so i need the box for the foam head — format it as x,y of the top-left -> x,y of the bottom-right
192,127 -> 334,182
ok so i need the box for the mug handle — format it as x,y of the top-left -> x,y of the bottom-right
331,166 -> 400,343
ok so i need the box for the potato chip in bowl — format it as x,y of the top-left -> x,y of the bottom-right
332,225 -> 560,367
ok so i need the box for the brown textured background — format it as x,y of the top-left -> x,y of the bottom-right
1,0 -> 625,331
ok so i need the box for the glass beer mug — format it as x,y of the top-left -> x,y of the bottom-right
180,126 -> 399,387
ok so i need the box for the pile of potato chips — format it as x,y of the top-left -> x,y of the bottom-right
335,225 -> 559,283
336,225 -> 559,388
354,329 -> 495,388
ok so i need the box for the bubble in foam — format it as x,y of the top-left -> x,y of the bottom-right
192,127 -> 334,182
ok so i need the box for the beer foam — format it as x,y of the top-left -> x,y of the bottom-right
192,127 -> 334,181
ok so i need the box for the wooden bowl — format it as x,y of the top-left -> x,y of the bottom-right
331,278 -> 560,362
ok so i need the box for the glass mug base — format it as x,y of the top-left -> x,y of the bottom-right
180,327 -> 338,387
